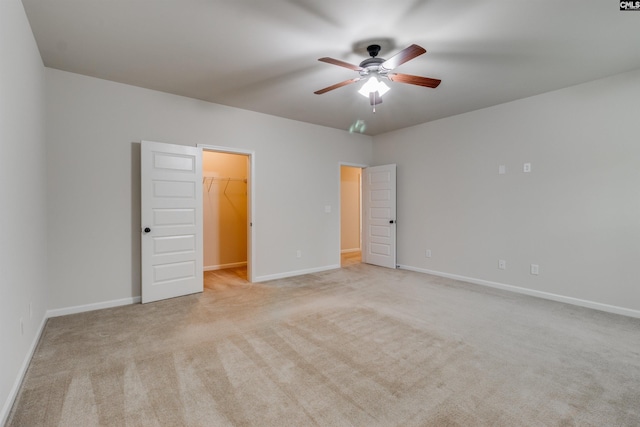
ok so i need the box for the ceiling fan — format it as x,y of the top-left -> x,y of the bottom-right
314,43 -> 441,108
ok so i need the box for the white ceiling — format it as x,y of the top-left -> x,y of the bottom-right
22,0 -> 640,136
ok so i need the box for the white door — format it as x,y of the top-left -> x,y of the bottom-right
141,140 -> 203,303
362,164 -> 397,268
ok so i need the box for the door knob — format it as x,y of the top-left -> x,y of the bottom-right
144,227 -> 151,233
389,220 -> 395,224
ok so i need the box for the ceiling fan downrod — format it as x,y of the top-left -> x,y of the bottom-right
367,44 -> 381,58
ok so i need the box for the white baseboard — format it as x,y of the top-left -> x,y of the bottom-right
399,264 -> 640,319
46,296 -> 141,318
255,264 -> 340,282
340,248 -> 361,254
1,314 -> 48,427
204,261 -> 247,271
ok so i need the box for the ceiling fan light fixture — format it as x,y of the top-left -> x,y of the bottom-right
358,76 -> 390,98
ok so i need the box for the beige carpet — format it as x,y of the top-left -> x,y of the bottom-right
8,264 -> 640,426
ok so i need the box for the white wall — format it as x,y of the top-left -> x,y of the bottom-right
373,69 -> 640,315
45,68 -> 372,310
0,0 -> 48,423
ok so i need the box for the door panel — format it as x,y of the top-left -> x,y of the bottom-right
362,164 -> 396,269
141,140 -> 203,303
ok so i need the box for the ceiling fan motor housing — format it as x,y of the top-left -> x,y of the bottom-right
359,44 -> 387,76
359,44 -> 391,77
359,57 -> 388,76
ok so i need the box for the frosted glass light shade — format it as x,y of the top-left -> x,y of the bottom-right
358,77 -> 390,98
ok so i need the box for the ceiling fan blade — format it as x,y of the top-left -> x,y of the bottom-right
314,78 -> 362,95
381,44 -> 426,70
388,73 -> 441,88
318,57 -> 362,71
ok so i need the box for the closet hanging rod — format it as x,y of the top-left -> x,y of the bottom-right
202,176 -> 247,193
202,176 -> 247,182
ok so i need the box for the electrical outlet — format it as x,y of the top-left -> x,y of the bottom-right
425,249 -> 432,258
296,250 -> 302,258
498,259 -> 506,270
523,163 -> 531,173
499,165 -> 506,175
531,264 -> 539,275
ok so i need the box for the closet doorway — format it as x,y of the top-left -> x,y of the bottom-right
201,146 -> 254,283
340,165 -> 363,267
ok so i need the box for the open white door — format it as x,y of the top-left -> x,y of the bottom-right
141,140 -> 203,303
362,164 -> 397,269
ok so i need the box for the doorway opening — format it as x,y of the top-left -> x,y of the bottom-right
201,147 -> 253,285
340,165 -> 363,267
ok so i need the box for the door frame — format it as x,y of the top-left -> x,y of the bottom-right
198,144 -> 255,283
338,162 -> 368,264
